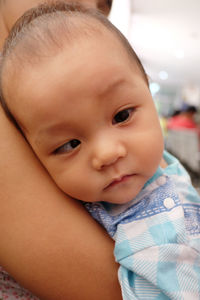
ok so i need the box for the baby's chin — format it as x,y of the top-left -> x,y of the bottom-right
99,189 -> 142,205
59,175 -> 147,204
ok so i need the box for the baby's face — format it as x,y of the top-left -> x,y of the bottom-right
5,32 -> 164,204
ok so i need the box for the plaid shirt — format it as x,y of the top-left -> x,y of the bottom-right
85,151 -> 200,299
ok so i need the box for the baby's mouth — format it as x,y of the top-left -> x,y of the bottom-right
104,174 -> 134,190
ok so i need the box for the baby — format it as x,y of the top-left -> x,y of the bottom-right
1,2 -> 200,299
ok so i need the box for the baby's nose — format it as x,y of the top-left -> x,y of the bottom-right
92,140 -> 127,170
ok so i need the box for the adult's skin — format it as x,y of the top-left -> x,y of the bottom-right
0,1 -> 122,300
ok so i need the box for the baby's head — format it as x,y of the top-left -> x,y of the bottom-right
0,2 -> 164,204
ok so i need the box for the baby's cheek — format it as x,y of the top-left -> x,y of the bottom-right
51,169 -> 84,199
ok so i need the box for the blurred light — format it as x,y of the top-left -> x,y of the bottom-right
159,71 -> 168,80
174,49 -> 185,59
150,82 -> 160,95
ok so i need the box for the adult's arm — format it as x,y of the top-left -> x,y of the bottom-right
0,107 -> 122,300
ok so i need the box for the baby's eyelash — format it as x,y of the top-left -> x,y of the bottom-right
112,108 -> 134,125
54,139 -> 81,155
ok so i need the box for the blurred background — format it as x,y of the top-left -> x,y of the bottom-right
109,0 -> 200,191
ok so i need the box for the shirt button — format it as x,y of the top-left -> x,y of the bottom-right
163,197 -> 175,209
157,176 -> 166,186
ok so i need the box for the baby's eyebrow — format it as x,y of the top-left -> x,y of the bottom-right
34,123 -> 72,146
97,77 -> 127,97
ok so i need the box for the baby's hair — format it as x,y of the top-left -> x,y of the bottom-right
0,1 -> 148,129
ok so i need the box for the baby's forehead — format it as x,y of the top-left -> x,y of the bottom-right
3,40 -> 136,137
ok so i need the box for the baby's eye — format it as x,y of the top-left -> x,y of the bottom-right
54,139 -> 81,155
112,108 -> 133,124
